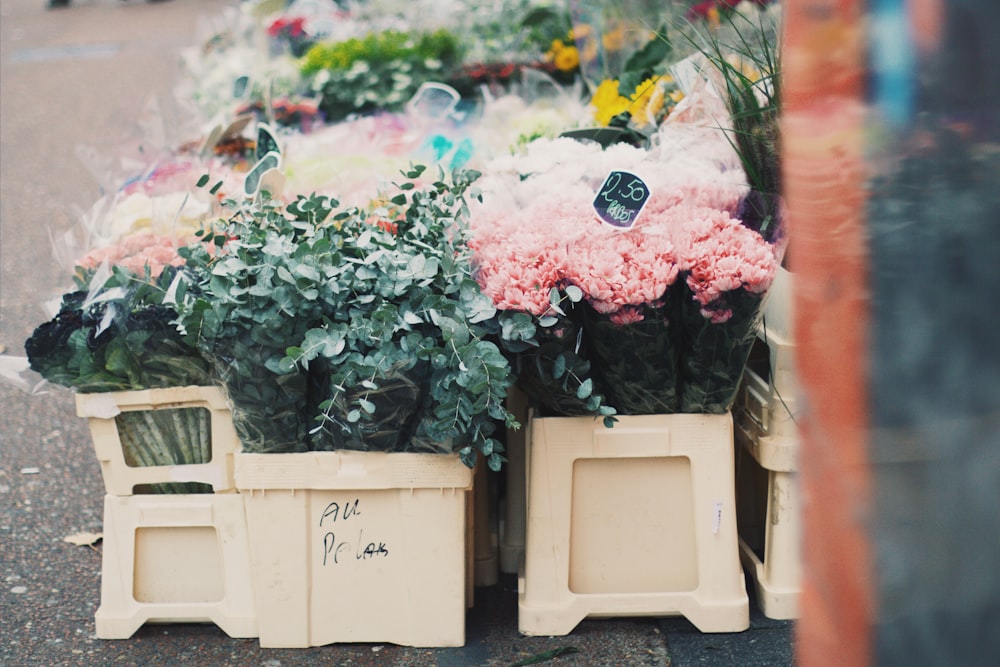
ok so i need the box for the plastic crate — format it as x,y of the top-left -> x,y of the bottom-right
235,450 -> 473,648
518,412 -> 749,635
75,386 -> 240,495
95,493 -> 257,639
733,280 -> 802,619
733,425 -> 801,620
761,266 -> 794,343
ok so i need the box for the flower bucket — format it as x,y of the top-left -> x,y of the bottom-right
235,449 -> 473,648
518,411 -> 749,635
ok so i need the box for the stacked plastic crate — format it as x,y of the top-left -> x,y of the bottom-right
75,386 -> 258,639
733,267 -> 802,619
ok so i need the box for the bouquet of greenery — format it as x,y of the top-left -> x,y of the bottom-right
25,248 -> 216,493
176,165 -> 516,470
300,28 -> 461,123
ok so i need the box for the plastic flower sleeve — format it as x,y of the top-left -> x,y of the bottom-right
565,217 -> 685,415
24,266 -> 214,394
466,185 -> 614,420
308,357 -> 433,453
21,266 -> 217,492
566,0 -> 664,88
675,205 -> 781,413
0,356 -> 49,396
202,341 -> 310,454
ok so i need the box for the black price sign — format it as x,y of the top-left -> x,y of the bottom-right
593,170 -> 650,229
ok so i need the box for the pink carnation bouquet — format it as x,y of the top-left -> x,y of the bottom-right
469,195 -> 615,417
74,232 -> 192,282
469,105 -> 783,415
673,203 -> 781,411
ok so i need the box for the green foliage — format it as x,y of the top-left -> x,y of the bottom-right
24,266 -> 213,393
300,29 -> 459,76
498,288 -> 617,425
299,28 -> 461,122
677,7 -> 782,235
176,166 -> 516,467
617,26 -> 673,95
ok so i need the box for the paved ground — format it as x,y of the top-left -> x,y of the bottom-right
0,1 -> 794,664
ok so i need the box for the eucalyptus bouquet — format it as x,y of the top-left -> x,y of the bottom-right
176,165 -> 515,470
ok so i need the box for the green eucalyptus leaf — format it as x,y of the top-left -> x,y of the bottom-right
552,354 -> 567,379
564,285 -> 584,302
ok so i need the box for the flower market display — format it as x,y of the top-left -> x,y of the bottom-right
18,0 -> 785,484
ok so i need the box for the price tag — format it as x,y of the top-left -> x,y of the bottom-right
593,171 -> 650,229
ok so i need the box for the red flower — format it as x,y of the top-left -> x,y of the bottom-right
267,16 -> 306,38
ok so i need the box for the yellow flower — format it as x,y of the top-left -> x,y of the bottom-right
630,77 -> 663,128
726,54 -> 762,81
590,79 -> 630,126
554,45 -> 580,72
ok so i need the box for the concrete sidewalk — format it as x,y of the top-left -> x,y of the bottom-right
0,1 -> 794,664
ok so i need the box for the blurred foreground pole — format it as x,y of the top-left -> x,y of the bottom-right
786,0 -> 1000,665
782,0 -> 872,665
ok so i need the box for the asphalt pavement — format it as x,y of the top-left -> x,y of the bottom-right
0,1 -> 794,664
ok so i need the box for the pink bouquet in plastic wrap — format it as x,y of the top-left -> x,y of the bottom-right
469,86 -> 783,416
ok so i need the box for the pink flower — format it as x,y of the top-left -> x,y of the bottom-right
469,198 -> 580,316
468,175 -> 776,326
673,206 -> 778,321
565,226 -> 681,316
610,306 -> 645,325
75,233 -> 195,279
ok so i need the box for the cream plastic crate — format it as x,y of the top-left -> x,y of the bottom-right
96,493 -> 257,639
733,277 -> 803,619
75,386 -> 240,495
733,423 -> 801,620
235,450 -> 473,648
761,266 -> 793,343
518,412 -> 749,635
